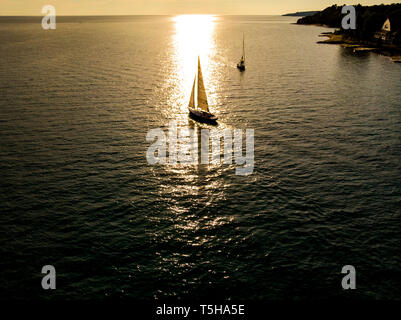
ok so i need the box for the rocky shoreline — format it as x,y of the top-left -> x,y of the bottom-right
317,32 -> 401,63
295,4 -> 401,63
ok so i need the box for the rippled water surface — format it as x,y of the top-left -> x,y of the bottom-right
1,15 -> 401,300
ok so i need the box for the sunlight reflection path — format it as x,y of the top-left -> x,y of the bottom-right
151,16 -> 233,227
170,15 -> 217,116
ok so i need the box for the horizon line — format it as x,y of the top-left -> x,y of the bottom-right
0,13 -> 303,17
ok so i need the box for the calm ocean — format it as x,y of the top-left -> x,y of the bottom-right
1,15 -> 401,300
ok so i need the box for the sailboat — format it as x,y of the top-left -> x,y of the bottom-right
237,33 -> 246,71
188,57 -> 218,124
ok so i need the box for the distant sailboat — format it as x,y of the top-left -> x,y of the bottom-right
188,57 -> 218,124
237,33 -> 246,71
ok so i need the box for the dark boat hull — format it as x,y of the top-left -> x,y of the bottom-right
237,64 -> 245,71
188,108 -> 218,124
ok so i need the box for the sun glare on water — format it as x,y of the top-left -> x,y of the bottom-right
171,15 -> 217,113
173,14 -> 216,58
157,15 -> 228,218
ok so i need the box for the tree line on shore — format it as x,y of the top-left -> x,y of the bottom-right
297,4 -> 401,45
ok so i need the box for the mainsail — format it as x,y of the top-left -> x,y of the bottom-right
197,57 -> 210,113
189,75 -> 196,108
187,57 -> 217,123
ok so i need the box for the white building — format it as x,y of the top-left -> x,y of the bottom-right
374,18 -> 393,43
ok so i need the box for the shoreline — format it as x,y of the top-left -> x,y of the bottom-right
317,32 -> 401,63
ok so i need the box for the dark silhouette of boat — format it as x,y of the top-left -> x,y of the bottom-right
188,57 -> 218,124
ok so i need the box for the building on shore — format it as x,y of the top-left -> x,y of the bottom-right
374,19 -> 394,44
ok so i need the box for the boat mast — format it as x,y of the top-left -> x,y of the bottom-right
243,33 -> 245,61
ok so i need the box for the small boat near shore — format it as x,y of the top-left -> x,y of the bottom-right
188,57 -> 218,124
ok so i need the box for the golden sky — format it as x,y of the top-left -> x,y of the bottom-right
0,0 -> 397,15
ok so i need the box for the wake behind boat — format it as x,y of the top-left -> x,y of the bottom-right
188,57 -> 218,124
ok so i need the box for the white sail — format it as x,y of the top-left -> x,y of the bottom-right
189,75 -> 196,108
237,34 -> 245,69
197,57 -> 210,113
